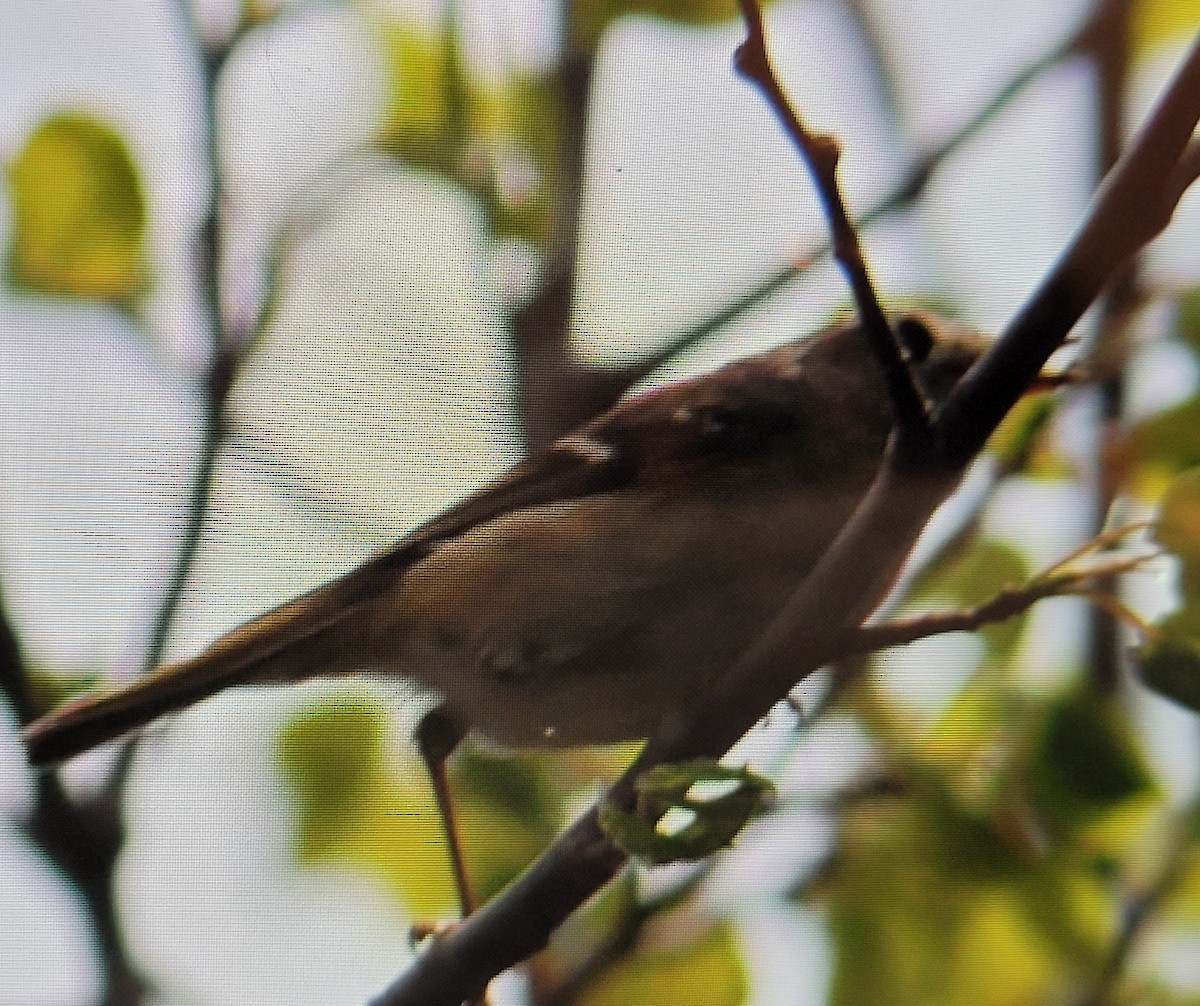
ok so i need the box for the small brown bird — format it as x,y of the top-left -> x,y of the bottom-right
23,310 -> 991,908
23,310 -> 989,762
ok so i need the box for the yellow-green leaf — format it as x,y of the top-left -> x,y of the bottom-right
276,693 -> 457,914
1174,284 -> 1200,356
26,666 -> 105,718
1159,469 -> 1200,586
989,393 -> 1072,479
276,693 -> 388,858
576,921 -> 748,1006
1133,407 -> 1200,496
449,747 -> 561,903
276,693 -> 558,914
907,537 -> 1032,656
378,23 -> 459,172
6,112 -> 146,304
1133,0 -> 1200,58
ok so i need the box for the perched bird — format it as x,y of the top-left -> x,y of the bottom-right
23,310 -> 992,908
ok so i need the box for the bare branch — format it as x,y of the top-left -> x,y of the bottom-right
733,0 -> 928,432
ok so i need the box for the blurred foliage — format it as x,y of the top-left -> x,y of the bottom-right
276,691 -> 458,915
824,674 -> 1160,1005
376,19 -> 563,246
574,920 -> 748,1006
4,112 -> 146,306
1130,286 -> 1200,492
1133,0 -> 1200,57
905,535 -> 1033,655
276,692 -> 635,912
988,391 -> 1075,479
825,782 -> 1116,1006
24,665 -> 105,719
1155,805 -> 1200,920
372,0 -> 782,246
824,506 -> 1166,1005
1025,691 -> 1159,845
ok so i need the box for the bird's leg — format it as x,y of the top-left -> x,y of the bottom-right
415,707 -> 475,918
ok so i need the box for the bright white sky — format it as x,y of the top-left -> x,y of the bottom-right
2,1 -> 1199,1004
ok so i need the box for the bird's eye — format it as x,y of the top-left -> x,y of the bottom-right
897,316 -> 934,362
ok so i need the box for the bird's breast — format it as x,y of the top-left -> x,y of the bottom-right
366,479 -> 872,747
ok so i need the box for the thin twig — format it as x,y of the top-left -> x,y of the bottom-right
142,4 -> 239,673
625,10 -> 1089,385
856,552 -> 1151,652
733,0 -> 928,431
1,596 -> 148,1005
1082,800 -> 1200,1005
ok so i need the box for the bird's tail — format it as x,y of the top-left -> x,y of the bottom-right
23,575 -> 378,766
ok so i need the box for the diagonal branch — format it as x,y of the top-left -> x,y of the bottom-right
940,32 -> 1200,462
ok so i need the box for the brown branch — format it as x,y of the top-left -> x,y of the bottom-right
940,32 -> 1200,461
733,0 -> 928,432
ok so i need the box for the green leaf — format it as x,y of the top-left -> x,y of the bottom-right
916,667 -> 1012,807
1137,607 -> 1200,712
276,692 -> 558,913
6,112 -> 146,305
1174,284 -> 1200,356
600,760 -> 774,865
576,921 -> 748,1006
26,666 -> 105,719
1133,408 -> 1200,495
276,692 -> 385,855
1135,469 -> 1200,711
378,23 -> 460,173
450,747 -> 562,903
275,692 -> 455,914
1026,691 -> 1155,840
988,393 -> 1071,479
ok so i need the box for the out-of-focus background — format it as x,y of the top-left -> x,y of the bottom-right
3,1 -> 1200,1004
